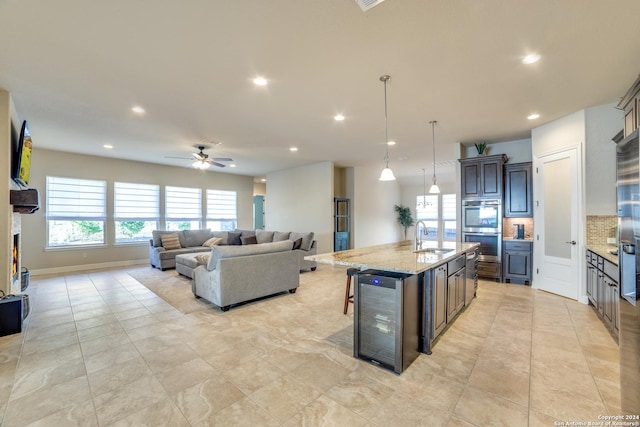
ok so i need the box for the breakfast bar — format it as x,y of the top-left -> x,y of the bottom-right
307,240 -> 479,373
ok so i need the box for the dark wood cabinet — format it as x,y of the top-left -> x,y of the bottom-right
585,249 -> 619,341
504,162 -> 533,217
619,75 -> 640,137
459,154 -> 508,199
503,240 -> 532,285
432,264 -> 447,338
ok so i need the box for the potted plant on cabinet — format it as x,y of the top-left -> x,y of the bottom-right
475,142 -> 487,156
394,205 -> 414,240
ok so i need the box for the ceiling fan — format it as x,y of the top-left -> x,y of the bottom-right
166,145 -> 233,170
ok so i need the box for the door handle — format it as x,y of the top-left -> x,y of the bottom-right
565,240 -> 577,245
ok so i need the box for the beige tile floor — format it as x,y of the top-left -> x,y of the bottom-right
0,265 -> 620,426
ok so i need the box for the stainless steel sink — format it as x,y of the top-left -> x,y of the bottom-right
414,247 -> 455,254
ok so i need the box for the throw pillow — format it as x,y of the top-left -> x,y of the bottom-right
161,233 -> 181,250
227,231 -> 242,246
195,254 -> 210,265
203,237 -> 223,247
241,235 -> 258,245
292,237 -> 303,250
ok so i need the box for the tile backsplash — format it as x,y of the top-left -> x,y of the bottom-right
586,215 -> 617,246
503,217 -> 534,239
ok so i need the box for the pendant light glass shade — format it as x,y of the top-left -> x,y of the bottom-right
378,75 -> 396,181
429,120 -> 440,193
379,167 -> 396,181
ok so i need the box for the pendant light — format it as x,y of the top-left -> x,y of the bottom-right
378,75 -> 396,181
429,120 -> 440,194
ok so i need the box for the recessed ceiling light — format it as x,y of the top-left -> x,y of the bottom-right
229,164 -> 236,168
289,147 -> 298,152
334,114 -> 345,121
103,144 -> 113,149
522,54 -> 541,65
387,141 -> 396,146
527,113 -> 541,120
131,105 -> 145,114
253,77 -> 268,86
261,178 -> 266,182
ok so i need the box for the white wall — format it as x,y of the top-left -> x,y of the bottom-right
352,165 -> 401,247
585,103 -> 621,215
532,110 -> 586,156
266,161 -> 334,254
0,90 -> 12,294
22,148 -> 255,274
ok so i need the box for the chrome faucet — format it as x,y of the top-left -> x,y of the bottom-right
414,220 -> 428,250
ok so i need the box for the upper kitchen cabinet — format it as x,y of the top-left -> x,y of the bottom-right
619,74 -> 640,137
504,162 -> 533,217
459,154 -> 508,199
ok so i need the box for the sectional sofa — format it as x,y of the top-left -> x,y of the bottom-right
149,228 -> 317,272
192,240 -> 300,311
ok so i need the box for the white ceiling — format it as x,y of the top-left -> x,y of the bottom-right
2,0 -> 640,186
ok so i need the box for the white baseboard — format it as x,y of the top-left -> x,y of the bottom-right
30,259 -> 149,277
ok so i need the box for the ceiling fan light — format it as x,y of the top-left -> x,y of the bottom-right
193,160 -> 210,170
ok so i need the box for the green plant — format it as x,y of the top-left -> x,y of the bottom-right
73,221 -> 102,239
474,142 -> 487,155
394,205 -> 414,240
118,221 -> 145,238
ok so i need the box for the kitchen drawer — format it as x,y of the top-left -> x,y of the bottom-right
447,255 -> 466,275
504,240 -> 532,251
478,261 -> 501,278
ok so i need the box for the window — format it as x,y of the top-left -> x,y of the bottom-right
416,193 -> 457,241
206,189 -> 237,231
416,195 -> 439,239
46,176 -> 106,247
165,186 -> 202,230
442,194 -> 457,240
114,182 -> 159,243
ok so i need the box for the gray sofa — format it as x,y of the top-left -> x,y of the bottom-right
193,240 -> 300,311
149,228 -> 318,272
149,229 -> 220,271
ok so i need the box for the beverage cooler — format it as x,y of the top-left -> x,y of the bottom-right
353,270 -> 420,374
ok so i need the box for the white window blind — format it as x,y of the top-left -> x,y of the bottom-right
114,182 -> 159,220
206,190 -> 237,220
416,195 -> 438,221
165,186 -> 202,220
442,194 -> 457,220
46,176 -> 106,220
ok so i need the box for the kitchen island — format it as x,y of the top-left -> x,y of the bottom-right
306,240 -> 479,274
306,240 -> 479,372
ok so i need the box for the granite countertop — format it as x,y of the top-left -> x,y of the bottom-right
587,244 -> 618,265
306,240 -> 480,275
503,237 -> 534,242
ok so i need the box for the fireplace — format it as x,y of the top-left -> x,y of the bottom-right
12,234 -> 18,287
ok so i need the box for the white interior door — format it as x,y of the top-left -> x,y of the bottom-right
534,147 -> 580,300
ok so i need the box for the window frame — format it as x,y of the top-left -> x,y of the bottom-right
46,176 -> 107,249
113,182 -> 160,244
206,189 -> 238,231
416,193 -> 457,241
164,185 -> 203,231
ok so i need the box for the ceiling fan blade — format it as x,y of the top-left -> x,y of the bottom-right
165,156 -> 192,160
211,157 -> 233,162
211,162 -> 226,168
192,152 -> 205,160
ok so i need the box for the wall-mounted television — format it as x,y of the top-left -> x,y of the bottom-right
13,120 -> 32,187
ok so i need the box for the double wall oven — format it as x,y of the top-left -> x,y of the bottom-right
461,200 -> 502,277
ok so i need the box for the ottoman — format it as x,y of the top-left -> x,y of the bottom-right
175,253 -> 209,279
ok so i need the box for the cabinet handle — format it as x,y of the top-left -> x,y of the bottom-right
565,240 -> 577,245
